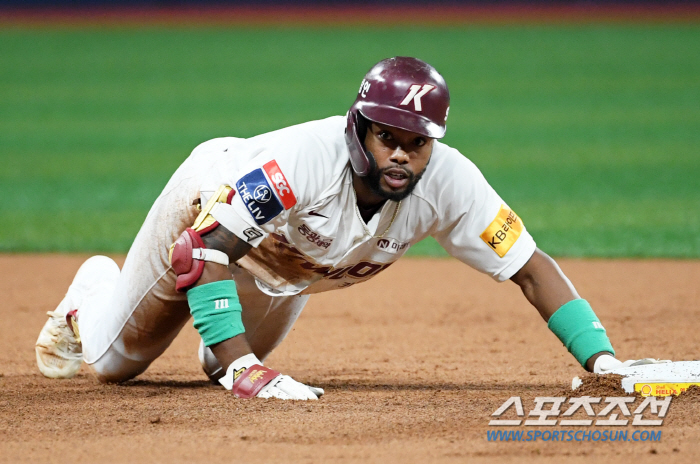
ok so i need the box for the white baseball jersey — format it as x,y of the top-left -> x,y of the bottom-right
193,115 -> 536,296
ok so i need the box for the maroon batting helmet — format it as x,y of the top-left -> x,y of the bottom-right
345,57 -> 450,176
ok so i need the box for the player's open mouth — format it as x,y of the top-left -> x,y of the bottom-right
383,169 -> 410,189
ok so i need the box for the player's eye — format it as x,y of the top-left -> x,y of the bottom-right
378,131 -> 393,141
414,137 -> 426,147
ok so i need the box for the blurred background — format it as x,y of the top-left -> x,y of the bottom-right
0,1 -> 698,257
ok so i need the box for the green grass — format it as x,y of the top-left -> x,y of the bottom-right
1,24 -> 699,257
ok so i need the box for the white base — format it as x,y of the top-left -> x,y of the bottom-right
573,361 -> 700,394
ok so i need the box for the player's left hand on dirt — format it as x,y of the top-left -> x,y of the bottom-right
219,353 -> 323,400
256,375 -> 324,400
593,354 -> 671,374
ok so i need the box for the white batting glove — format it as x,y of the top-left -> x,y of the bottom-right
257,375 -> 323,400
593,354 -> 671,374
219,353 -> 324,400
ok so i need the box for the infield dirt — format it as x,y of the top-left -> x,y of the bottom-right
1,255 -> 699,463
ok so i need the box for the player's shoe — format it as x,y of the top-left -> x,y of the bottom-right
36,307 -> 82,379
34,255 -> 120,379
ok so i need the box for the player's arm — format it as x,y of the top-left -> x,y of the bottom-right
510,248 -> 613,372
195,226 -> 253,369
170,186 -> 321,399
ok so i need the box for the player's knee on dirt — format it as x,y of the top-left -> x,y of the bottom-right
198,339 -> 224,383
90,353 -> 149,384
93,368 -> 145,384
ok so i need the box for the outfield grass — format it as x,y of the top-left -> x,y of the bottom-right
0,24 -> 698,257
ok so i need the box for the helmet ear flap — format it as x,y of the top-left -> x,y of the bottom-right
345,110 -> 371,176
355,111 -> 369,146
359,114 -> 377,173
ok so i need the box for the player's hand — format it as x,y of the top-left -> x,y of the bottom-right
219,353 -> 323,400
257,375 -> 324,400
593,354 -> 671,374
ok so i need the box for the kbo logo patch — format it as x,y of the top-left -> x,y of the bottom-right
235,160 -> 296,225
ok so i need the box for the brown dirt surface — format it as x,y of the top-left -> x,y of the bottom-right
1,254 -> 700,463
673,385 -> 700,401
565,373 -> 629,397
682,385 -> 700,398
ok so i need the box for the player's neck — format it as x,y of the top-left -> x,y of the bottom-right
356,203 -> 383,223
352,173 -> 386,223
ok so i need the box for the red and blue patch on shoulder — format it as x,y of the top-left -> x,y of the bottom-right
235,160 -> 297,225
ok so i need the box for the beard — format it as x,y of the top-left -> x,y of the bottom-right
365,154 -> 429,202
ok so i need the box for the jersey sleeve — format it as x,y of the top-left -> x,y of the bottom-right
429,149 -> 537,282
207,119 -> 342,247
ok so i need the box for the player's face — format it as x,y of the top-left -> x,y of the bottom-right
363,122 -> 434,201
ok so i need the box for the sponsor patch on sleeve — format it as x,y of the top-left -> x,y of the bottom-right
480,205 -> 523,258
235,169 -> 284,225
263,160 -> 297,210
235,160 -> 296,225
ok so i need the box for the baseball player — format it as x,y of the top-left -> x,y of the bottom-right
35,57 -> 661,400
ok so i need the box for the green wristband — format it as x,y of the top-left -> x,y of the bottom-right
186,280 -> 245,347
547,299 -> 615,367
